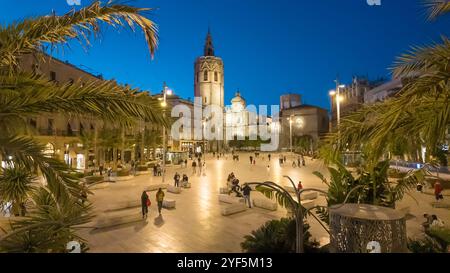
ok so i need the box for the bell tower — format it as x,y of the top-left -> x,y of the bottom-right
194,29 -> 224,108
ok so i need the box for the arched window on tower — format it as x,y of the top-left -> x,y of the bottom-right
204,70 -> 208,81
214,72 -> 218,82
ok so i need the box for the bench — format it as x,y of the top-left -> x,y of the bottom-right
94,211 -> 142,228
221,203 -> 247,216
108,175 -> 134,182
253,197 -> 277,211
219,187 -> 229,194
183,183 -> 191,188
301,192 -> 318,200
432,202 -> 450,209
284,186 -> 296,193
144,184 -> 168,192
162,199 -> 176,209
301,200 -> 316,210
105,200 -> 140,212
167,185 -> 182,194
218,194 -> 245,204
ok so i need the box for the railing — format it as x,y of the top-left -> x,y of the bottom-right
37,129 -> 80,137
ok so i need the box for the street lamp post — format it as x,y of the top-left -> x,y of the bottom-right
160,82 -> 172,183
289,116 -> 293,153
329,81 -> 345,147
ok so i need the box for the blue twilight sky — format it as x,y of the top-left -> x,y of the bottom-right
0,0 -> 449,110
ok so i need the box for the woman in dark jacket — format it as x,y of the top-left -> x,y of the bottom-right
141,191 -> 149,219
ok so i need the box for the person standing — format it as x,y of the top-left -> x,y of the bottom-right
268,154 -> 271,161
242,184 -> 252,208
297,157 -> 301,168
297,181 -> 303,191
141,191 -> 150,219
202,161 -> 206,176
192,160 -> 197,174
249,156 -> 253,164
434,181 -> 444,201
156,188 -> 165,215
99,163 -> 104,176
184,159 -> 188,168
174,172 -> 180,187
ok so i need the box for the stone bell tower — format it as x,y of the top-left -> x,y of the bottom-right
194,29 -> 224,108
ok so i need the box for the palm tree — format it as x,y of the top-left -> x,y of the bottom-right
0,188 -> 93,253
321,1 -> 450,166
0,1 -> 166,252
0,165 -> 36,216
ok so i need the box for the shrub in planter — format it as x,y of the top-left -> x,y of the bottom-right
117,169 -> 130,177
241,218 -> 319,253
84,176 -> 104,184
137,165 -> 148,171
70,172 -> 85,179
408,236 -> 445,253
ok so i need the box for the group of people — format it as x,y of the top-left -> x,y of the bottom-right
141,188 -> 165,219
152,164 -> 163,176
173,172 -> 190,188
226,172 -> 252,208
422,213 -> 445,230
191,158 -> 206,176
292,155 -> 306,168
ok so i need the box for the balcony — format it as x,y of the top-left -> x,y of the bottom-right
37,129 -> 80,137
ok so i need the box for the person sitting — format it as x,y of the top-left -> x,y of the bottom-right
430,215 -> 445,228
229,178 -> 242,197
422,213 -> 434,230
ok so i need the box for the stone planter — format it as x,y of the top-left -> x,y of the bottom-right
329,204 -> 407,253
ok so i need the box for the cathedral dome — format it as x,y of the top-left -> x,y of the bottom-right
231,91 -> 245,105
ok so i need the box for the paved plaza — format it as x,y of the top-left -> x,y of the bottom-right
77,152 -> 449,252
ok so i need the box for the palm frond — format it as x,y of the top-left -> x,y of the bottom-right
0,1 -> 158,71
424,0 -> 450,20
0,73 -> 169,129
0,135 -> 83,199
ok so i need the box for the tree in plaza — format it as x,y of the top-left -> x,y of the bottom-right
134,127 -> 162,163
0,1 -> 167,252
294,135 -> 314,154
321,1 -> 450,168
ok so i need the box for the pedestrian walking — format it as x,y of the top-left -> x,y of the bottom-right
434,181 -> 444,201
156,188 -> 165,215
192,161 -> 197,174
99,164 -> 104,176
202,161 -> 206,176
249,156 -> 253,164
297,157 -> 301,168
184,159 -> 188,168
174,172 -> 181,187
141,191 -> 150,219
268,154 -> 271,161
242,184 -> 252,208
297,181 -> 303,191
